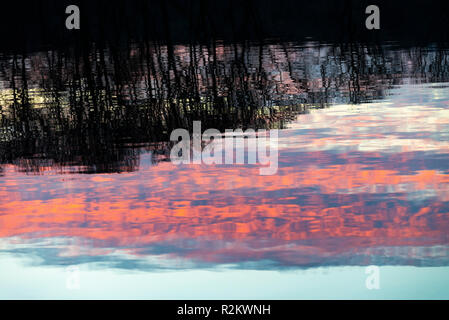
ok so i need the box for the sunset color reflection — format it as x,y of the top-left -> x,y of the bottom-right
1,84 -> 449,271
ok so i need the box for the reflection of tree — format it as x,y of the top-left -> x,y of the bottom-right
0,41 -> 448,173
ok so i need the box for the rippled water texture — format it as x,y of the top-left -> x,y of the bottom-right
1,42 -> 449,298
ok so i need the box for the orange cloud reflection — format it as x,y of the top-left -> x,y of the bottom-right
1,103 -> 449,268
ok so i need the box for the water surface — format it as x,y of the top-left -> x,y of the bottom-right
1,41 -> 449,299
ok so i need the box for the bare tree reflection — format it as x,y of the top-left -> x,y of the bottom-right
0,41 -> 448,174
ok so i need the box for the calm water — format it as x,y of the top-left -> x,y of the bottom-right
1,41 -> 449,299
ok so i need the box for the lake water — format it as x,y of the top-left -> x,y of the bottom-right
1,41 -> 449,299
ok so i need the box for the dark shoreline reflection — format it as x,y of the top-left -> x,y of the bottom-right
1,41 -> 449,174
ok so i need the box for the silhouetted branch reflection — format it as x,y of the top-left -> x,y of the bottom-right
1,41 -> 449,174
